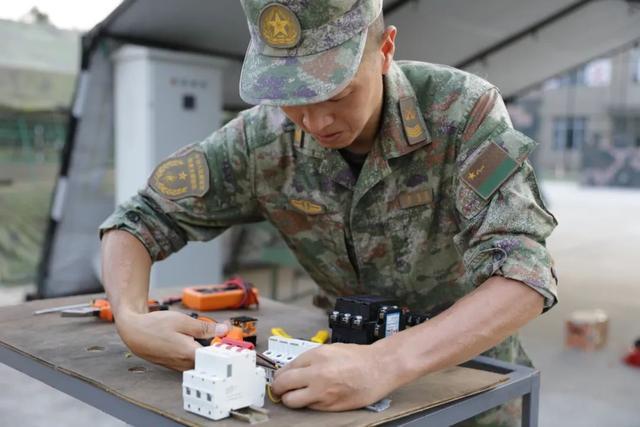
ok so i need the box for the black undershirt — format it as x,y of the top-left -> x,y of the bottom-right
339,149 -> 369,179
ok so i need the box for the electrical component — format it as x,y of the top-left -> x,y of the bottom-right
182,339 -> 266,421
231,316 -> 258,345
329,295 -> 406,344
182,277 -> 259,311
261,336 -> 321,383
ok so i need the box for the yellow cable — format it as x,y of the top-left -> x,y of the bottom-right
266,385 -> 282,404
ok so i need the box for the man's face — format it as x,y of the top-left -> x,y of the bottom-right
280,27 -> 396,153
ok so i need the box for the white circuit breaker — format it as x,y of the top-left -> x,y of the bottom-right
183,343 -> 266,421
262,336 -> 321,383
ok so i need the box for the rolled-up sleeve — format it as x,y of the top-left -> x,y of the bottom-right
99,114 -> 261,262
453,88 -> 559,311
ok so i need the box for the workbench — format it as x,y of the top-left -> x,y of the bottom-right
0,292 -> 540,426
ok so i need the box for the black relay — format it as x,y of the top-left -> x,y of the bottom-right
329,295 -> 406,344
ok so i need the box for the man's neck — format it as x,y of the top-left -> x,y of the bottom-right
347,81 -> 385,155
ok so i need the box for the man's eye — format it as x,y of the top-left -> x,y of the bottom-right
330,91 -> 351,102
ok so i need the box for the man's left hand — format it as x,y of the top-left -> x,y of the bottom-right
270,342 -> 396,411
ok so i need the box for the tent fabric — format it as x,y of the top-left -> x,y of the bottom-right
91,0 -> 640,106
0,19 -> 79,110
37,42 -> 117,297
37,0 -> 640,297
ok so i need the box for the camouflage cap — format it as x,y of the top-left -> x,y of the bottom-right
239,0 -> 383,106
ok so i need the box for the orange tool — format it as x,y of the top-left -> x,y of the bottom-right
61,299 -> 167,322
182,277 -> 259,311
230,316 -> 258,345
190,312 -> 246,347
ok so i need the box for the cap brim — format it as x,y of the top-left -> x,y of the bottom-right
239,29 -> 368,106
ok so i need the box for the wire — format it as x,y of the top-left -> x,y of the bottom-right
266,385 -> 282,404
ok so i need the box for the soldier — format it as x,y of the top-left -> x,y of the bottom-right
100,0 -> 558,424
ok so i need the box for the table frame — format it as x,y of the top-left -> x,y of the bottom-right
1,343 -> 538,427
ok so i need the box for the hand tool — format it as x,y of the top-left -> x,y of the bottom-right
309,329 -> 330,344
34,302 -> 94,315
182,277 -> 259,311
61,299 -> 168,322
190,314 -> 250,347
270,327 -> 292,338
230,316 -> 258,345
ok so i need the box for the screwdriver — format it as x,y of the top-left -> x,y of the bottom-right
61,299 -> 168,322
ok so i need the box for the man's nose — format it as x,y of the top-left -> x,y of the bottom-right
302,109 -> 334,133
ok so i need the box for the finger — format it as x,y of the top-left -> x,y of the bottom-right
279,349 -> 316,371
178,316 -> 229,338
271,367 -> 311,395
281,387 -> 320,409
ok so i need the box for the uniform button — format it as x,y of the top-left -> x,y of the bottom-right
126,211 -> 141,223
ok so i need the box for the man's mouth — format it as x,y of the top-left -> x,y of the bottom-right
315,131 -> 343,143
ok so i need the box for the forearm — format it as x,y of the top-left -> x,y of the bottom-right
101,230 -> 153,318
375,276 -> 544,388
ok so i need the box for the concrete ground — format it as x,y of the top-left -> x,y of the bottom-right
0,181 -> 638,426
519,181 -> 640,427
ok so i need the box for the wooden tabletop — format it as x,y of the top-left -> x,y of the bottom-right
0,291 -> 507,426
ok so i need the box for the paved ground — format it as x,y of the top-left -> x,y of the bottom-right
519,181 -> 640,427
0,181 -> 638,426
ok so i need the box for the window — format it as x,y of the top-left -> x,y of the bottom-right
613,116 -> 640,147
632,48 -> 640,83
553,117 -> 588,151
552,118 -> 568,151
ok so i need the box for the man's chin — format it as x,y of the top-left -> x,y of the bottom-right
314,133 -> 354,150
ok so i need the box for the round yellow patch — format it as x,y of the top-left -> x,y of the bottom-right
258,3 -> 301,49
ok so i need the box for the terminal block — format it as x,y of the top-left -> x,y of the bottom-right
262,336 -> 321,383
183,341 -> 266,421
329,295 -> 406,344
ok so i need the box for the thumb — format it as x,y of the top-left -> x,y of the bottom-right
182,317 -> 229,339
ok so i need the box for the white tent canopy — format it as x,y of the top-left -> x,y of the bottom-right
36,0 -> 640,297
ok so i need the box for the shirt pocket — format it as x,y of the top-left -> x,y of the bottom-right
262,200 -> 352,294
383,190 -> 436,274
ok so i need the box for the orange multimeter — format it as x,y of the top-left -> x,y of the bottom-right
182,277 -> 259,311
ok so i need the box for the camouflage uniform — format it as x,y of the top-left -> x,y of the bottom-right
100,1 -> 558,425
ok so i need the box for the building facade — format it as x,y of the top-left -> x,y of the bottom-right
511,45 -> 640,187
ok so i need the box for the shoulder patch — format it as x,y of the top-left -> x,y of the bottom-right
399,96 -> 429,145
149,149 -> 210,200
461,142 -> 519,200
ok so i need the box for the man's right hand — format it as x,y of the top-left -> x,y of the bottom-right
114,309 -> 229,371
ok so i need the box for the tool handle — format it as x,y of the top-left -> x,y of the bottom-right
94,299 -> 166,322
271,327 -> 292,338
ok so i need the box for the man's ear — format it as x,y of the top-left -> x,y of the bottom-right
381,26 -> 397,75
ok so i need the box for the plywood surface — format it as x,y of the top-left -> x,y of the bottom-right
0,292 -> 508,426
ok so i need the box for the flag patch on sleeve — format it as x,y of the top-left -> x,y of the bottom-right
460,142 -> 519,200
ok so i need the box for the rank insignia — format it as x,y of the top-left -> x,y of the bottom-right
149,149 -> 210,200
289,199 -> 325,215
259,3 -> 301,49
461,142 -> 519,200
399,97 -> 429,145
